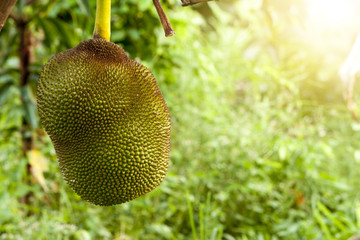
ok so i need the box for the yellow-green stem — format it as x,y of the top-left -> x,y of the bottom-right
93,0 -> 111,40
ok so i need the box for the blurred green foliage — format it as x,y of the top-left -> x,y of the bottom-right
1,0 -> 360,239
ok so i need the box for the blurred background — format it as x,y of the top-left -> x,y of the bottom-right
1,0 -> 360,239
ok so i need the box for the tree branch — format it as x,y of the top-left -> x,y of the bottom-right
0,0 -> 18,31
153,0 -> 175,37
181,0 -> 217,7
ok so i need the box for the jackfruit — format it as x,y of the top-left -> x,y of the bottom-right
37,38 -> 171,206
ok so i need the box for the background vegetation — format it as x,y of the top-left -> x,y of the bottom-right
1,0 -> 360,239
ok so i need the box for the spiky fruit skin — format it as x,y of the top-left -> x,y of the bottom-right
37,39 -> 171,206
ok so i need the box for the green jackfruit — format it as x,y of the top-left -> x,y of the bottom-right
37,38 -> 171,206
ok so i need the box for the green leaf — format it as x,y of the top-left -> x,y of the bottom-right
34,17 -> 55,49
0,27 -> 18,65
186,192 -> 198,240
75,0 -> 91,16
17,0 -> 26,14
46,18 -> 76,49
316,201 -> 346,231
138,0 -> 153,11
111,30 -> 126,42
128,29 -> 140,41
314,209 -> 334,240
0,76 -> 15,106
20,85 -> 38,129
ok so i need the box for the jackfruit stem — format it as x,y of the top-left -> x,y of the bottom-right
93,0 -> 111,41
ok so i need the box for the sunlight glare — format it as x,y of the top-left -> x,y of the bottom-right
307,0 -> 357,29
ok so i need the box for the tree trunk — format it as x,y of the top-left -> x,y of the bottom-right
0,0 -> 18,31
17,17 -> 34,205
